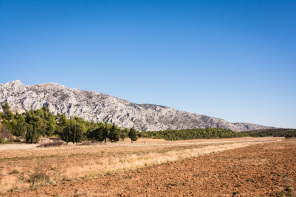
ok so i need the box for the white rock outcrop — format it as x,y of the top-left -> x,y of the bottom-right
0,80 -> 272,131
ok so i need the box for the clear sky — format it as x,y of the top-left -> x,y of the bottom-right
0,0 -> 295,128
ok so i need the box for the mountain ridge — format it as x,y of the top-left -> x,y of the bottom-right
0,80 -> 273,131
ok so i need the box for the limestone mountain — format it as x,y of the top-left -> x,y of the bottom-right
0,80 -> 272,131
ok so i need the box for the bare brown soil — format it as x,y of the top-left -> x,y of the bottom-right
3,137 -> 295,196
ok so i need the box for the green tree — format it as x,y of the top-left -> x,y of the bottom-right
103,122 -> 111,143
56,113 -> 68,134
46,114 -> 56,136
42,105 -> 50,115
0,112 -> 3,120
15,115 -> 26,137
72,122 -> 84,144
88,122 -> 105,142
36,108 -> 44,119
59,119 -> 84,144
120,128 -> 129,141
109,124 -> 120,143
25,110 -> 42,143
2,102 -> 10,115
60,122 -> 71,144
25,122 -> 40,143
0,122 -> 13,143
128,128 -> 138,143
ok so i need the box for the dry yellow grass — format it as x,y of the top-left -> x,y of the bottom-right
0,137 -> 283,194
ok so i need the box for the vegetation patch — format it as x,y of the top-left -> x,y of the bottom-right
142,128 -> 247,141
0,103 -> 138,145
10,169 -> 19,174
37,141 -> 64,147
242,128 -> 296,138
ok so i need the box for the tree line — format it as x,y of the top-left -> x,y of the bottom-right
2,102 -> 294,144
242,128 -> 296,138
142,128 -> 248,141
0,102 -> 138,144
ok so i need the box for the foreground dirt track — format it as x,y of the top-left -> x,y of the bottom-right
7,139 -> 296,197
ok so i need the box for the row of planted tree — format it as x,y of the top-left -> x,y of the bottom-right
0,103 -> 138,144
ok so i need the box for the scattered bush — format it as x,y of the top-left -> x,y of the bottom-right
29,164 -> 50,186
37,141 -> 63,147
14,138 -> 22,143
79,142 -> 94,146
10,169 -> 19,174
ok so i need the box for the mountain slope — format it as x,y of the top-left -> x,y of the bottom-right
0,80 -> 272,131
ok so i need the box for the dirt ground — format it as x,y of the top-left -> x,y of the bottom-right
3,137 -> 295,196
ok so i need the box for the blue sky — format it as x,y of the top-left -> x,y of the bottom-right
0,0 -> 295,128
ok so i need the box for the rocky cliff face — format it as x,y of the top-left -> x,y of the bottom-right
0,80 -> 272,131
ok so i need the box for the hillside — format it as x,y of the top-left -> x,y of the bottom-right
0,80 -> 272,131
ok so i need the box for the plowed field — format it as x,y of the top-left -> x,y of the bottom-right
3,138 -> 296,196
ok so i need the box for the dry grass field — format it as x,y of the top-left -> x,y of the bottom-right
1,137 -> 294,196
